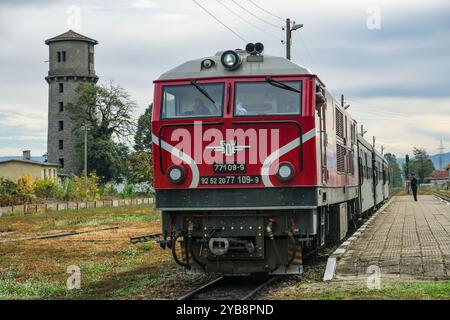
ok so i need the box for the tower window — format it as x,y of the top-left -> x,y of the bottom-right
59,158 -> 64,169
89,52 -> 94,64
57,51 -> 66,62
58,121 -> 64,131
59,140 -> 64,150
59,102 -> 64,112
59,83 -> 64,93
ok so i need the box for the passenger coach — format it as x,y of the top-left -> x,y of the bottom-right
151,43 -> 389,274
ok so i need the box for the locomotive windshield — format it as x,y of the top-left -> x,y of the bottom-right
161,83 -> 224,119
234,81 -> 302,116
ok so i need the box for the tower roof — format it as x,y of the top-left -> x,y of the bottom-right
45,30 -> 98,45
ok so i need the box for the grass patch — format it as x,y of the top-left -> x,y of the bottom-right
121,243 -> 154,257
0,204 -> 158,234
111,271 -> 171,298
0,278 -> 67,300
80,262 -> 113,275
0,267 -> 66,300
288,281 -> 450,300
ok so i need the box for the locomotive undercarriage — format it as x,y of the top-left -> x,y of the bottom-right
157,187 -> 361,275
160,210 -> 319,275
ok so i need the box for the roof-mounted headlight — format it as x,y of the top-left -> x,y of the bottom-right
201,58 -> 215,70
221,50 -> 241,70
245,42 -> 264,55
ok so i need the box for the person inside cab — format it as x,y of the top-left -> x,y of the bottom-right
235,101 -> 248,115
184,98 -> 211,116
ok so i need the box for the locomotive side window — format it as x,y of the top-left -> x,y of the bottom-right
234,81 -> 301,116
161,83 -> 224,119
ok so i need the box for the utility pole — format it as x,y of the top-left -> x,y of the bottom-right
360,124 -> 367,137
285,18 -> 291,60
438,138 -> 445,169
284,18 -> 303,60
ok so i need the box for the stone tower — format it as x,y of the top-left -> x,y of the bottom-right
45,30 -> 98,177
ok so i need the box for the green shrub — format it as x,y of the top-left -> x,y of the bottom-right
0,177 -> 17,195
121,183 -> 137,199
16,175 -> 34,195
99,183 -> 119,199
34,179 -> 63,200
0,194 -> 35,206
61,173 -> 100,201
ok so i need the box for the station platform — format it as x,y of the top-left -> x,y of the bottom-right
335,195 -> 450,280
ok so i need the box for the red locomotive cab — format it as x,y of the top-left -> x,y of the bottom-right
150,46 -> 367,275
152,52 -> 319,193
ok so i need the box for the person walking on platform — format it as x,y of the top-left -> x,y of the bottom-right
410,173 -> 418,201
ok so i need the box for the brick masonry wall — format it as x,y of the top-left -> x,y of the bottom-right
0,198 -> 154,216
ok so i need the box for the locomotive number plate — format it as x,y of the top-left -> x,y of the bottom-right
213,162 -> 246,174
200,175 -> 260,185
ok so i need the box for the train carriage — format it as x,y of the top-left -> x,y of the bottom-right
357,134 -> 375,215
151,44 -> 388,275
373,150 -> 387,206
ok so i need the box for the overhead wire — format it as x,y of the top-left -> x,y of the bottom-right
215,0 -> 283,42
231,0 -> 282,30
245,0 -> 284,20
191,0 -> 248,43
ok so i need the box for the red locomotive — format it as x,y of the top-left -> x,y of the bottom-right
151,43 -> 388,274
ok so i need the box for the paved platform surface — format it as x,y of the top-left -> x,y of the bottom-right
335,195 -> 450,280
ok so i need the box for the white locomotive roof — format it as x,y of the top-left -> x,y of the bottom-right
157,50 -> 314,81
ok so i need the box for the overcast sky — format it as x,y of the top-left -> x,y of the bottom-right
0,0 -> 449,158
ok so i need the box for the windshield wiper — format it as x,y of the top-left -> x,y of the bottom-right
191,80 -> 216,104
266,77 -> 301,93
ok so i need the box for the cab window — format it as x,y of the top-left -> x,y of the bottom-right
234,81 -> 302,116
161,83 -> 224,119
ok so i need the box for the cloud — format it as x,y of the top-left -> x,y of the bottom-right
132,0 -> 157,9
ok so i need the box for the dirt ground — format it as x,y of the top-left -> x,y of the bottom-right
0,204 -> 215,299
1,204 -> 449,300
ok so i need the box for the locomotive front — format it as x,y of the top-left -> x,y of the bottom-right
151,44 -> 321,274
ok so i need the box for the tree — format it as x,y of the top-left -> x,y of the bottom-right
384,153 -> 403,187
129,104 -> 153,188
67,82 -> 136,183
134,104 -> 152,152
127,150 -> 153,190
409,147 -> 435,183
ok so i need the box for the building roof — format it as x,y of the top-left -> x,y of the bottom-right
0,159 -> 58,167
156,50 -> 315,81
45,30 -> 98,45
427,170 -> 449,180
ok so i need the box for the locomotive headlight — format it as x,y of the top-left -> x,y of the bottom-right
167,165 -> 186,184
201,58 -> 215,70
221,50 -> 241,70
277,163 -> 295,182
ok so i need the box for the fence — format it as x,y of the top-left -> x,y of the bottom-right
0,197 -> 154,217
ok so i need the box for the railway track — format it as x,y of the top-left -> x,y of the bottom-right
178,275 -> 280,300
433,192 -> 450,203
0,226 -> 119,243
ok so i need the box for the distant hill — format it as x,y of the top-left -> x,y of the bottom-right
397,152 -> 450,170
0,156 -> 46,163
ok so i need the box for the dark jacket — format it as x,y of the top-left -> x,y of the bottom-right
410,177 -> 418,189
